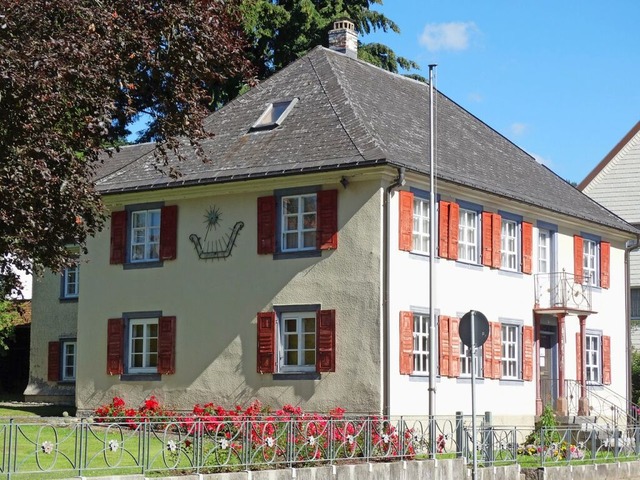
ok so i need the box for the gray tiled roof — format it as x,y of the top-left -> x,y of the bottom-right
95,46 -> 636,235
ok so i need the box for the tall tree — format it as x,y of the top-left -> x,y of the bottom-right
0,0 -> 255,295
209,0 -> 422,108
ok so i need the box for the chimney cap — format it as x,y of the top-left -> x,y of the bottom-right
328,18 -> 358,59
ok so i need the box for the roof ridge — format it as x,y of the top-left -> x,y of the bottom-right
309,48 -> 387,161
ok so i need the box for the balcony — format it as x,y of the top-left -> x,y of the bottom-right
534,270 -> 594,314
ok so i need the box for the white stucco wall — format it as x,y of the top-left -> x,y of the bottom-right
387,178 -> 631,425
75,171 -> 384,413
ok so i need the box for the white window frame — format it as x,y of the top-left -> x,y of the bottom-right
458,208 -> 479,263
537,229 -> 550,274
583,239 -> 598,286
501,219 -> 518,271
585,333 -> 601,384
130,209 -> 161,263
412,197 -> 430,254
631,288 -> 640,320
251,98 -> 298,130
460,342 -> 483,377
61,340 -> 77,381
412,313 -> 429,375
279,311 -> 316,373
62,265 -> 79,299
281,194 -> 317,253
127,318 -> 159,374
501,324 -> 520,379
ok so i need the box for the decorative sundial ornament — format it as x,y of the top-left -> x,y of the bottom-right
189,205 -> 244,260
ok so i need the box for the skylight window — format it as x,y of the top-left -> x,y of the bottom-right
251,98 -> 298,131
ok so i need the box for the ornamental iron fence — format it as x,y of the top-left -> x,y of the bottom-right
1,413 -> 640,479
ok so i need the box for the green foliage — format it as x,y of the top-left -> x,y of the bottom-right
0,301 -> 21,353
631,349 -> 640,405
0,0 -> 255,295
211,0 -> 423,108
524,404 -> 560,445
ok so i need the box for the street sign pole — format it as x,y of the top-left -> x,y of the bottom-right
459,309 -> 488,480
470,311 -> 477,480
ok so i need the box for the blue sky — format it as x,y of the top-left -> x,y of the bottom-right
361,0 -> 640,183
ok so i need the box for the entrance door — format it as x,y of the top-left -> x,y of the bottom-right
539,326 -> 558,409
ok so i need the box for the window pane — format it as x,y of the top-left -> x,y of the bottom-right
303,196 -> 316,213
304,351 -> 315,365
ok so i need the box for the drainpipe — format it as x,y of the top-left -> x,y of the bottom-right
382,167 -> 406,416
625,235 -> 640,407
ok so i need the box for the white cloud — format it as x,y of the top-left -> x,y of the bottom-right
419,22 -> 478,52
510,123 -> 527,136
468,92 -> 483,103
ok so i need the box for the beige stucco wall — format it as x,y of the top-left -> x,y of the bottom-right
25,270 -> 77,403
75,171 -> 384,413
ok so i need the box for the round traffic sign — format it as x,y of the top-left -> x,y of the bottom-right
459,310 -> 490,348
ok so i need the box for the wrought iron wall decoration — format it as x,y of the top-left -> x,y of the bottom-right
189,205 -> 244,260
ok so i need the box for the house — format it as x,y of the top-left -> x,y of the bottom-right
579,121 -> 640,350
26,21 -> 637,425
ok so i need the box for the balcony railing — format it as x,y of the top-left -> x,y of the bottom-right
534,270 -> 592,312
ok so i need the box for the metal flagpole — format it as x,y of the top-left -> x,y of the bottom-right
428,64 -> 437,454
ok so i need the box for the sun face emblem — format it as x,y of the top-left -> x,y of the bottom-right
204,205 -> 222,240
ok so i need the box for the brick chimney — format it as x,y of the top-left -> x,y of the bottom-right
328,19 -> 358,59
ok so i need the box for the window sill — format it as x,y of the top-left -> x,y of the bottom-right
59,297 -> 79,303
456,377 -> 485,384
57,380 -> 76,385
123,260 -> 164,270
273,250 -> 322,260
120,373 -> 162,382
498,378 -> 523,385
273,372 -> 320,380
455,261 -> 483,271
497,269 -> 522,278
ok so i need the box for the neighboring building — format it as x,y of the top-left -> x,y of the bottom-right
579,121 -> 640,350
27,22 -> 637,425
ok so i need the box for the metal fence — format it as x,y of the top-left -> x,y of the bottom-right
1,414 -> 640,479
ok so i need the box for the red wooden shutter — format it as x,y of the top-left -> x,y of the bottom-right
450,317 -> 461,378
481,212 -> 493,267
316,309 -> 336,372
483,324 -> 493,379
522,326 -> 533,381
399,311 -> 414,375
448,203 -> 459,260
438,201 -> 450,259
491,213 -> 502,269
317,190 -> 338,250
257,196 -> 276,254
574,235 -> 584,282
602,335 -> 611,385
399,191 -> 414,252
110,211 -> 127,264
157,316 -> 176,374
600,241 -> 610,289
106,318 -> 124,375
257,312 -> 275,373
492,322 -> 502,379
522,222 -> 533,274
160,205 -> 178,260
48,341 -> 60,381
575,332 -> 583,383
439,316 -> 450,377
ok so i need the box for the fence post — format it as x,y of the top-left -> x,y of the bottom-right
484,411 -> 494,464
455,411 -> 463,459
7,419 -> 13,480
77,419 -> 84,477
